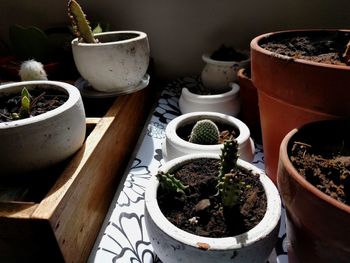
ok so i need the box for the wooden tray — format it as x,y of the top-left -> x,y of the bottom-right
0,86 -> 154,262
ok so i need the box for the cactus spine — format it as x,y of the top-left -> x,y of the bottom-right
189,119 -> 220,145
156,171 -> 190,196
217,139 -> 241,209
68,0 -> 97,43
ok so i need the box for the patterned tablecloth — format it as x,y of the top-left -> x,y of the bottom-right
88,77 -> 289,263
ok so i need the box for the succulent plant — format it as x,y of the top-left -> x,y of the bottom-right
9,25 -> 52,62
189,119 -> 220,145
217,139 -> 242,210
11,87 -> 31,120
68,0 -> 97,43
156,171 -> 190,196
19,60 -> 48,81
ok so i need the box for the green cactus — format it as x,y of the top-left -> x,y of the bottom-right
68,0 -> 97,43
216,139 -> 242,210
156,171 -> 190,196
189,119 -> 220,145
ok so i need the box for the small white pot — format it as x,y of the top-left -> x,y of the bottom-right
201,53 -> 250,93
0,80 -> 86,176
162,111 -> 255,162
145,153 -> 281,263
178,83 -> 240,116
72,31 -> 150,94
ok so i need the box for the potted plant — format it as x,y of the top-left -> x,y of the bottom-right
178,82 -> 241,116
201,45 -> 250,93
0,80 -> 86,176
178,45 -> 248,116
145,140 -> 281,263
278,119 -> 350,263
68,0 -> 150,94
162,111 -> 255,162
250,29 -> 350,184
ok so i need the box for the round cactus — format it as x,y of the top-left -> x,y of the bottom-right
189,119 -> 220,145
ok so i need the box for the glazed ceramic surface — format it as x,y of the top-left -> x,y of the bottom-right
250,29 -> 350,184
278,120 -> 350,263
178,83 -> 240,116
72,31 -> 150,93
201,53 -> 250,93
145,153 -> 281,263
0,80 -> 86,176
162,111 -> 255,162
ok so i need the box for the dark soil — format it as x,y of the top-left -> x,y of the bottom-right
260,30 -> 350,65
290,141 -> 350,205
177,121 -> 239,145
0,85 -> 68,122
157,158 -> 267,237
211,45 -> 248,62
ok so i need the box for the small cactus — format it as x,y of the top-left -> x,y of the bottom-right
156,171 -> 190,196
189,119 -> 220,145
19,60 -> 48,81
68,0 -> 97,43
216,139 -> 241,210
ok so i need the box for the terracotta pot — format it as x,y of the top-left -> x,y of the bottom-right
237,68 -> 261,143
277,119 -> 350,263
145,153 -> 281,263
251,29 -> 350,184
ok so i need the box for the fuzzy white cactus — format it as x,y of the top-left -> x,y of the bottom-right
19,59 -> 48,81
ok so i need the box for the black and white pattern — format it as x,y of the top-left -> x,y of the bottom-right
88,77 -> 288,263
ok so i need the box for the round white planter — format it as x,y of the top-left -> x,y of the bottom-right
0,80 -> 86,176
178,83 -> 240,116
145,153 -> 281,263
71,31 -> 150,94
201,53 -> 250,93
162,111 -> 255,162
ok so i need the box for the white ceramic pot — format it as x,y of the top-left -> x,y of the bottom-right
72,31 -> 150,94
178,83 -> 240,116
0,80 -> 86,176
145,153 -> 281,263
162,111 -> 255,162
201,53 -> 250,93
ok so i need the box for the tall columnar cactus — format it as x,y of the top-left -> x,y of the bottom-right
217,139 -> 241,210
156,171 -> 190,196
68,0 -> 97,43
189,119 -> 220,145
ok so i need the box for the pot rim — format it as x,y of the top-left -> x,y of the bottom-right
250,29 -> 350,71
71,30 -> 147,46
202,52 -> 250,66
0,80 -> 82,129
145,153 -> 281,250
166,111 -> 250,151
278,125 -> 350,214
181,83 -> 239,101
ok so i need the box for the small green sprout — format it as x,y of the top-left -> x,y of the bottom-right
11,87 -> 31,120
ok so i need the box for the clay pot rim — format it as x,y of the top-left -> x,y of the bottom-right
71,30 -> 147,46
278,126 -> 350,214
250,29 -> 350,71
